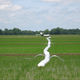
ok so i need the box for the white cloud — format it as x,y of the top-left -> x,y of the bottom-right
10,5 -> 22,11
0,17 -> 10,24
0,4 -> 9,10
0,0 -> 22,11
42,0 -> 80,3
0,0 -> 11,10
42,0 -> 61,2
0,0 -> 10,3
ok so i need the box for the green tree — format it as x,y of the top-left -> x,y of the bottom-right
4,28 -> 9,35
50,27 -> 65,34
12,28 -> 21,35
44,29 -> 50,34
0,29 -> 3,35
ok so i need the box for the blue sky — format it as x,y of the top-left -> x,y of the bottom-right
0,0 -> 80,31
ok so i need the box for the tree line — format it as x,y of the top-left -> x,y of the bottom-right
0,27 -> 80,35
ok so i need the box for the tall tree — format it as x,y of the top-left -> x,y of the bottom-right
0,29 -> 3,35
12,28 -> 21,35
44,29 -> 50,34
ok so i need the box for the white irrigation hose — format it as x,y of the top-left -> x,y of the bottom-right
34,54 -> 43,58
24,36 -> 64,67
24,54 -> 43,60
37,36 -> 64,67
50,55 -> 64,62
38,37 -> 51,67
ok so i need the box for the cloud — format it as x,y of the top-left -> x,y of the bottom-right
0,0 -> 22,11
0,0 -> 10,3
0,0 -> 80,30
10,5 -> 22,11
0,0 -> 10,10
42,0 -> 80,3
0,4 -> 9,10
42,0 -> 61,2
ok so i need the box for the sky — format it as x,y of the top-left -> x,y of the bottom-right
0,0 -> 80,31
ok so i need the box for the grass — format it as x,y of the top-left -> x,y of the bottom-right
0,35 -> 80,80
50,35 -> 80,54
0,35 -> 46,54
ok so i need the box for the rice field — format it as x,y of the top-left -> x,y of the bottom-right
0,35 -> 80,80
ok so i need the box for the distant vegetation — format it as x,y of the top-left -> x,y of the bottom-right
0,27 -> 80,35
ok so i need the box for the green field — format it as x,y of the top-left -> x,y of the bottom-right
0,35 -> 80,80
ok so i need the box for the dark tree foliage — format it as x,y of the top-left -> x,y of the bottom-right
0,27 -> 80,35
50,27 -> 80,35
0,29 -> 3,35
44,29 -> 50,34
12,28 -> 21,35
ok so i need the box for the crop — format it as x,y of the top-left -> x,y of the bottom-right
0,35 -> 80,80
